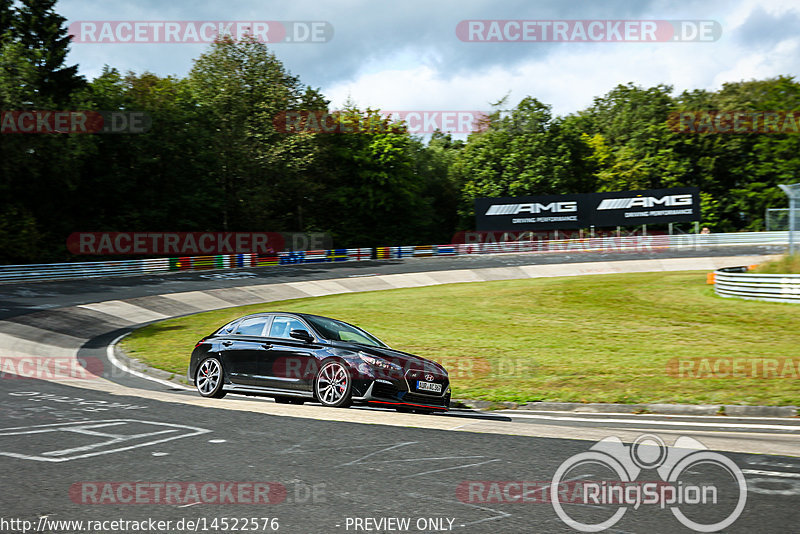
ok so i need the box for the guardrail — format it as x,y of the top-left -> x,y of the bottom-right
377,231 -> 790,258
0,258 -> 171,283
714,266 -> 800,303
0,232 -> 790,284
0,249 -> 373,283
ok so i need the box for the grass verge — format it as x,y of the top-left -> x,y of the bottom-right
751,254 -> 800,274
121,271 -> 800,405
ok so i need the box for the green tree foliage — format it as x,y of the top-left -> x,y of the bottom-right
15,0 -> 83,105
453,96 -> 595,227
188,36 -> 324,231
308,108 -> 438,245
1,1 -> 800,262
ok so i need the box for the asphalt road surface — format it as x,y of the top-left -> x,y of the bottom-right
2,378 -> 799,534
1,246 -> 798,533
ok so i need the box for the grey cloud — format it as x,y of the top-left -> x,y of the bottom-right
60,0 -> 666,85
734,5 -> 800,49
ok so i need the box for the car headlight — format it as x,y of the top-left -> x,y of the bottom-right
358,353 -> 402,372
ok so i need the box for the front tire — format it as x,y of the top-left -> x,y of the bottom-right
195,357 -> 226,398
314,360 -> 352,408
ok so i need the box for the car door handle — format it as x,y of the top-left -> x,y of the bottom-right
222,341 -> 233,347
261,343 -> 273,350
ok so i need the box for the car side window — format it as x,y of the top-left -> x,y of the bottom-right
233,317 -> 268,336
218,319 -> 240,334
269,317 -> 308,339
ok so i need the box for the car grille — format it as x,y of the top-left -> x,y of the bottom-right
404,368 -> 448,396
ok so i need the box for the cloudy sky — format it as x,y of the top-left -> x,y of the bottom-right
58,0 -> 800,117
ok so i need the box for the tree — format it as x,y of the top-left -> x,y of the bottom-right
188,35 -> 321,231
15,0 -> 84,105
453,96 -> 594,227
308,107 -> 437,246
0,0 -> 14,41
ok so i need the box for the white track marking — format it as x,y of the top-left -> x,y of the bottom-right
501,409 -> 799,421
501,413 -> 800,431
0,419 -> 209,462
79,301 -> 169,323
107,332 -> 191,391
743,469 -> 800,479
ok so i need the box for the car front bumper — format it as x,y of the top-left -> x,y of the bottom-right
353,379 -> 451,411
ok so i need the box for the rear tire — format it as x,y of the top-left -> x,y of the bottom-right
195,357 -> 226,398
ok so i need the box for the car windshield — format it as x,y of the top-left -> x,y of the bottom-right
304,316 -> 387,348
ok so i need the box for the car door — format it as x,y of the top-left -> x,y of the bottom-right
221,316 -> 271,386
261,315 -> 321,392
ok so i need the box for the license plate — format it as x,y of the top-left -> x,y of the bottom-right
416,381 -> 442,393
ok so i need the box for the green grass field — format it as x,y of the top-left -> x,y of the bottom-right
121,271 -> 800,406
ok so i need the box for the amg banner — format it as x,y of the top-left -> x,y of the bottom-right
475,187 -> 700,230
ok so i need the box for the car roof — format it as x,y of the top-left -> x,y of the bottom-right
235,312 -> 367,329
236,312 -> 329,321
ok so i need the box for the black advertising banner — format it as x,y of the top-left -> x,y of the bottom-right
476,187 -> 700,230
474,194 -> 586,231
588,186 -> 700,226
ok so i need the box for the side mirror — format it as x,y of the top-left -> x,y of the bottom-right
289,329 -> 313,343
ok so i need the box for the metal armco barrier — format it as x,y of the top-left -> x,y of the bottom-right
0,248 -> 373,283
0,258 -> 170,282
0,233 -> 790,284
714,266 -> 800,303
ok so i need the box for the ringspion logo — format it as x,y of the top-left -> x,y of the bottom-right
550,435 -> 746,532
